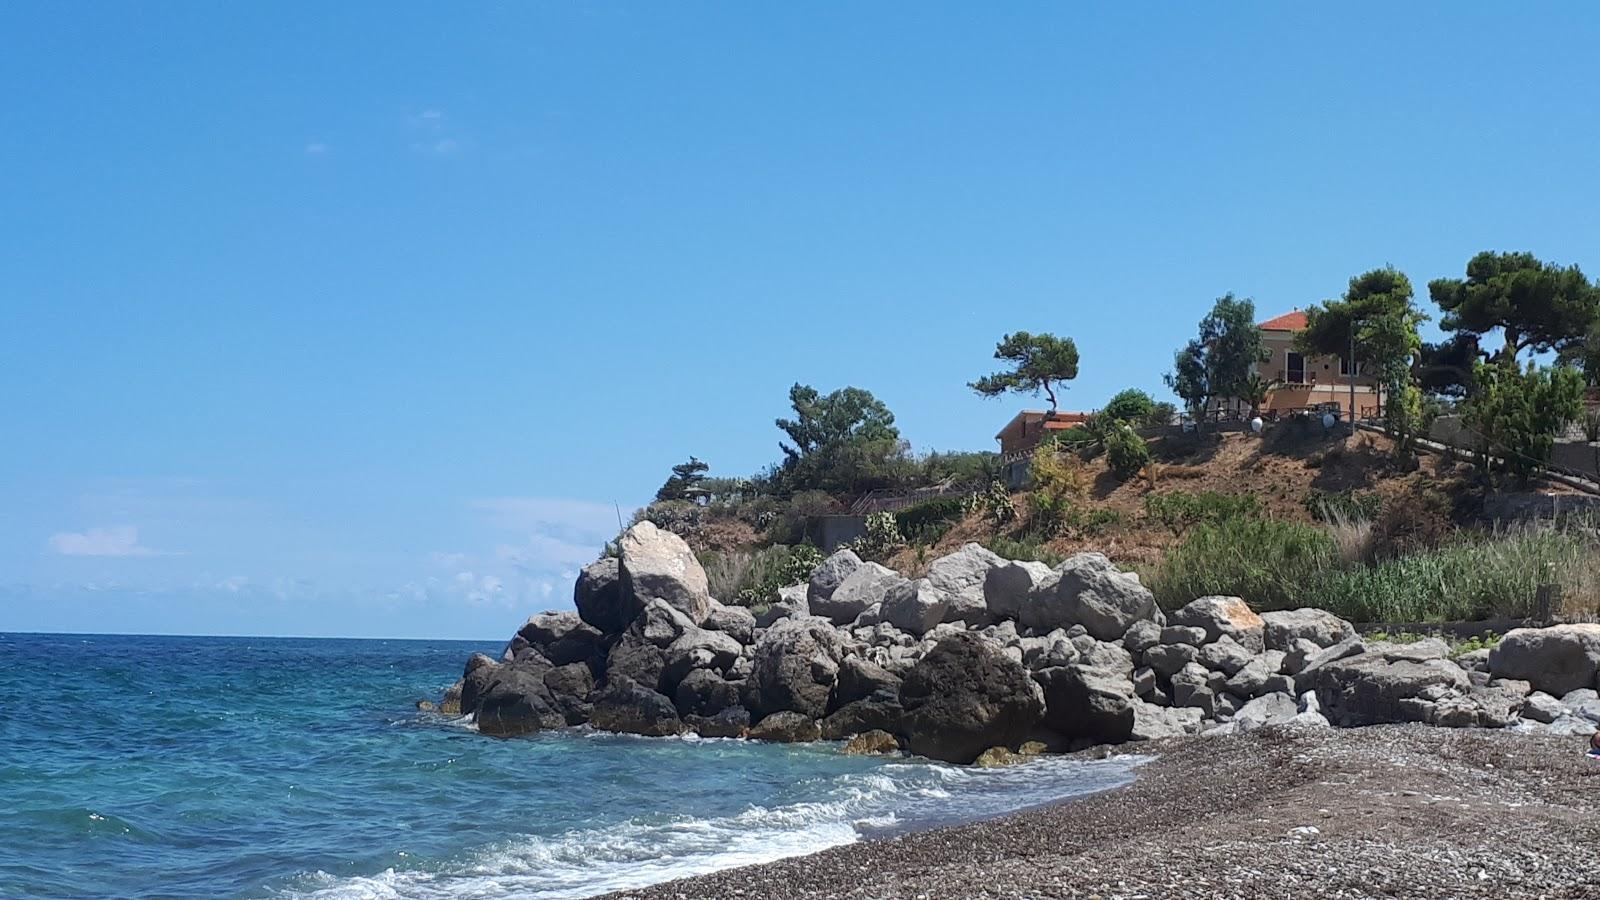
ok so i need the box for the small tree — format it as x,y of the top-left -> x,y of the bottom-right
1166,294 -> 1267,425
1105,424 -> 1152,482
1462,361 -> 1585,483
1101,388 -> 1157,424
1237,373 -> 1276,418
1429,251 -> 1600,365
655,456 -> 710,502
1298,267 -> 1428,447
775,384 -> 903,495
970,332 -> 1080,413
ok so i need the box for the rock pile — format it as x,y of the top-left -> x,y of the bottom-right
442,523 -> 1600,763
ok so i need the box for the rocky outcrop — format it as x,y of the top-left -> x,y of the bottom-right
841,730 -> 900,755
618,521 -> 713,624
897,633 -> 1044,764
450,524 -> 1600,763
1488,625 -> 1600,696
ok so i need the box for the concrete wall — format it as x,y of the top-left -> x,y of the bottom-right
807,515 -> 868,552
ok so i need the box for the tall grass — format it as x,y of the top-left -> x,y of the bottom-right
1149,517 -> 1600,623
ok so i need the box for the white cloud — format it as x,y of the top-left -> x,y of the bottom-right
48,526 -> 158,557
304,142 -> 328,156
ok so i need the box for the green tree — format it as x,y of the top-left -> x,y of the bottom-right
775,384 -> 903,495
1417,334 -> 1481,398
970,332 -> 1080,413
655,456 -> 711,502
1165,294 -> 1267,424
1462,361 -> 1585,483
1101,388 -> 1156,424
1298,267 -> 1428,445
1237,373 -> 1277,418
1429,251 -> 1600,364
1105,424 -> 1152,482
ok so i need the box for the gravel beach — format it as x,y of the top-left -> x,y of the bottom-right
612,724 -> 1600,899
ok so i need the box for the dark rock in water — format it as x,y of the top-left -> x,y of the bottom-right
476,667 -> 566,737
841,730 -> 900,755
834,656 -> 902,708
618,522 -> 713,625
747,616 -> 847,719
459,653 -> 506,714
673,668 -> 741,717
820,695 -> 905,740
749,711 -> 821,743
415,699 -> 436,712
575,557 -> 635,636
1036,664 -> 1136,743
542,662 -> 596,726
589,676 -> 684,737
543,625 -> 605,668
606,633 -> 667,694
898,633 -> 1045,764
685,705 -> 751,738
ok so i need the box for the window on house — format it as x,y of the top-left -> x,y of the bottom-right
1339,356 -> 1361,377
1286,352 -> 1306,384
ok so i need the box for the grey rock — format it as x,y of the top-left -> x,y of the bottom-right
673,668 -> 741,717
589,676 -> 683,736
1375,638 -> 1451,663
1046,553 -> 1160,641
1303,648 -> 1472,726
703,602 -> 756,645
685,705 -> 750,738
1144,642 -> 1200,678
835,656 -> 902,707
1489,625 -> 1600,697
1260,608 -> 1356,651
1232,692 -> 1298,731
925,543 -> 1006,626
474,666 -> 567,736
1291,636 -> 1366,691
1280,638 -> 1321,676
1171,663 -> 1218,717
605,632 -> 667,693
1129,698 -> 1203,740
1160,625 -> 1208,647
899,633 -> 1045,763
1171,596 -> 1265,652
1036,663 -> 1137,743
1198,635 -> 1254,677
755,584 -> 810,628
814,561 -> 902,625
618,521 -> 713,625
638,598 -> 697,648
517,611 -> 584,647
748,711 -> 821,743
985,560 -> 1056,623
1214,691 -> 1243,720
575,557 -> 635,635
1522,691 -> 1565,723
1225,656 -> 1274,698
746,615 -> 848,718
807,548 -> 863,604
820,696 -> 905,740
879,578 -> 951,637
542,662 -> 596,725
1131,666 -> 1157,698
1123,620 -> 1162,655
1262,673 -> 1295,696
663,627 -> 744,686
1454,647 -> 1492,672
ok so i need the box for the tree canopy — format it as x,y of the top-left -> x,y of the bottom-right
969,331 -> 1080,412
1462,360 -> 1585,483
654,456 -> 710,502
1429,251 -> 1599,364
1100,388 -> 1157,424
775,384 -> 904,495
1165,294 -> 1267,419
1296,267 -> 1428,379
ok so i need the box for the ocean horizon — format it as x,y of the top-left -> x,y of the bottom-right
0,631 -> 1142,899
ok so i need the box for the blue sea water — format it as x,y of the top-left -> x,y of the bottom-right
0,633 -> 1142,899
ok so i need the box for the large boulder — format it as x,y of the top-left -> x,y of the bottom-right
1129,698 -> 1203,740
637,598 -> 698,649
808,548 -> 864,605
1489,625 -> 1600,697
517,611 -> 583,646
1303,646 -> 1472,726
879,579 -> 951,637
821,696 -> 905,740
1021,553 -> 1158,640
1037,663 -> 1137,742
898,633 -> 1045,763
542,662 -> 596,725
835,656 -> 902,707
703,602 -> 756,645
814,562 -> 903,625
749,711 -> 822,743
474,666 -> 566,737
1231,692 -> 1298,731
925,543 -> 1006,626
673,668 -> 741,717
1261,608 -> 1356,651
746,616 -> 849,718
589,676 -> 684,736
1170,596 -> 1265,653
618,522 -> 712,624
663,626 -> 744,686
574,557 -> 636,635
605,632 -> 667,693
685,705 -> 751,738
984,560 -> 1056,623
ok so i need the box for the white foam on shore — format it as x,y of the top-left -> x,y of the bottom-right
282,753 -> 1146,900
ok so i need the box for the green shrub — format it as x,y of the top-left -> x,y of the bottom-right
894,497 -> 967,545
850,511 -> 905,561
980,536 -> 1064,566
701,543 -> 825,605
1143,491 -> 1260,536
1102,388 -> 1156,424
1149,517 -> 1335,611
1105,426 -> 1152,482
1081,508 -> 1124,536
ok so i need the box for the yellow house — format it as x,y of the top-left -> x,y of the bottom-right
1217,310 -> 1381,419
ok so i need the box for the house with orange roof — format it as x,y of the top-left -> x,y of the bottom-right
993,409 -> 1093,457
1226,309 -> 1380,419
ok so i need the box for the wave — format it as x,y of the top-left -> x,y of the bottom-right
281,753 -> 1146,900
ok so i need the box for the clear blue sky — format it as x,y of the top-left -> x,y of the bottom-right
3,4 -> 1598,638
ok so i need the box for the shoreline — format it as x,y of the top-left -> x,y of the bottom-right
605,723 -> 1600,899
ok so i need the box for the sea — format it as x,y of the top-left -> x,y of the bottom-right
0,632 -> 1143,899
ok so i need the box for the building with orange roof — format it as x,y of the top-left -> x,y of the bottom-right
1223,308 -> 1380,420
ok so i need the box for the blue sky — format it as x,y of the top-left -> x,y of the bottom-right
3,4 -> 1598,638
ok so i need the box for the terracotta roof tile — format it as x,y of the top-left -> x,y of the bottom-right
1258,310 -> 1308,331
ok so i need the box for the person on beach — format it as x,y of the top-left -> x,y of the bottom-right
1590,731 -> 1600,759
